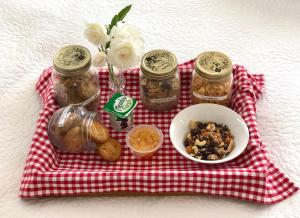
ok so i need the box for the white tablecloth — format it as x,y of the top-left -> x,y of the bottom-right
0,0 -> 299,217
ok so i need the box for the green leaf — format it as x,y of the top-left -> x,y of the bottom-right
105,41 -> 111,50
107,5 -> 132,34
117,4 -> 132,21
110,15 -> 119,29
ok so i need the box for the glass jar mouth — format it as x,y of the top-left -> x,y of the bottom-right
141,67 -> 178,80
52,64 -> 91,77
194,71 -> 233,81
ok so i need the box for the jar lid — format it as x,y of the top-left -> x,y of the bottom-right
53,45 -> 91,76
141,49 -> 178,79
195,51 -> 232,79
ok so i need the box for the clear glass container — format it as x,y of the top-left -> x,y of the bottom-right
48,105 -> 109,153
191,51 -> 233,106
126,125 -> 163,159
52,45 -> 100,111
140,49 -> 181,111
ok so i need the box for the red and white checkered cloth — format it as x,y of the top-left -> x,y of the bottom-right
20,60 -> 298,203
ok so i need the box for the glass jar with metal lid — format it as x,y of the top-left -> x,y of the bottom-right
191,51 -> 233,106
140,49 -> 181,111
52,45 -> 100,111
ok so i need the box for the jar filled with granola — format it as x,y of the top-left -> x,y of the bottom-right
140,49 -> 180,111
52,45 -> 100,111
191,51 -> 233,106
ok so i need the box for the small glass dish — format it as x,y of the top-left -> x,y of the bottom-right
125,125 -> 164,159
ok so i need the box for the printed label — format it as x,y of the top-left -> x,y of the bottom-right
192,91 -> 228,101
150,95 -> 177,103
113,96 -> 133,113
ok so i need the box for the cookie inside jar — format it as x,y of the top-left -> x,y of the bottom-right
48,105 -> 109,153
191,51 -> 233,106
52,45 -> 100,111
140,49 -> 181,111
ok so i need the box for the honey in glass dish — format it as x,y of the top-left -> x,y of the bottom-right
126,125 -> 164,159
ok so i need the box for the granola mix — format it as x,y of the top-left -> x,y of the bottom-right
191,51 -> 233,106
140,49 -> 180,111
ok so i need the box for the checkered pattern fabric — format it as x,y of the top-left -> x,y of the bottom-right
20,60 -> 298,203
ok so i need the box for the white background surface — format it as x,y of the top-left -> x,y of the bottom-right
0,0 -> 299,217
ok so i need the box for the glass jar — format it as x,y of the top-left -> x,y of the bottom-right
191,51 -> 233,106
140,49 -> 181,111
48,105 -> 109,153
52,45 -> 100,111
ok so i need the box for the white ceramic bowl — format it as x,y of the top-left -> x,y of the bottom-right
169,104 -> 249,164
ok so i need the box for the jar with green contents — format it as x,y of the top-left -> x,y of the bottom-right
52,45 -> 100,111
140,49 -> 181,111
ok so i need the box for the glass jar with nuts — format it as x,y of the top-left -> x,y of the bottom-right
48,105 -> 109,153
52,45 -> 100,111
140,49 -> 181,111
191,51 -> 233,106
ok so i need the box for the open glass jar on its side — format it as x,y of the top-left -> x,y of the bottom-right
140,49 -> 181,111
52,45 -> 100,111
191,51 -> 233,106
48,105 -> 109,153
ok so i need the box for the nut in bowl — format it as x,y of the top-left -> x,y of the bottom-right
169,104 -> 249,164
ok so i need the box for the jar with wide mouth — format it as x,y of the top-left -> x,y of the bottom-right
48,105 -> 109,153
140,49 -> 181,111
191,51 -> 233,106
52,45 -> 100,111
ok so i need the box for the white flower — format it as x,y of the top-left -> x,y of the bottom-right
84,23 -> 107,46
92,51 -> 106,67
107,22 -> 144,69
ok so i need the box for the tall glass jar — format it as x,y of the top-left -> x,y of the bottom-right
52,45 -> 100,111
140,49 -> 181,111
191,51 -> 233,106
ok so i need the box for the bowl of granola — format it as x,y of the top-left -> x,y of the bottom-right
169,104 -> 249,164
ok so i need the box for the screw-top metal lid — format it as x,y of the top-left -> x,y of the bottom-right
53,45 -> 91,76
141,49 -> 178,79
195,51 -> 232,79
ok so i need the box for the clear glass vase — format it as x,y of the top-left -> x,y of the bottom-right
108,64 -> 127,97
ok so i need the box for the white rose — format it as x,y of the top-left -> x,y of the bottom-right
107,23 -> 144,69
107,41 -> 138,69
84,23 -> 107,46
92,51 -> 106,67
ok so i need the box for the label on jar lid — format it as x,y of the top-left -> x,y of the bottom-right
195,51 -> 232,79
103,93 -> 138,119
53,45 -> 91,75
141,49 -> 178,79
